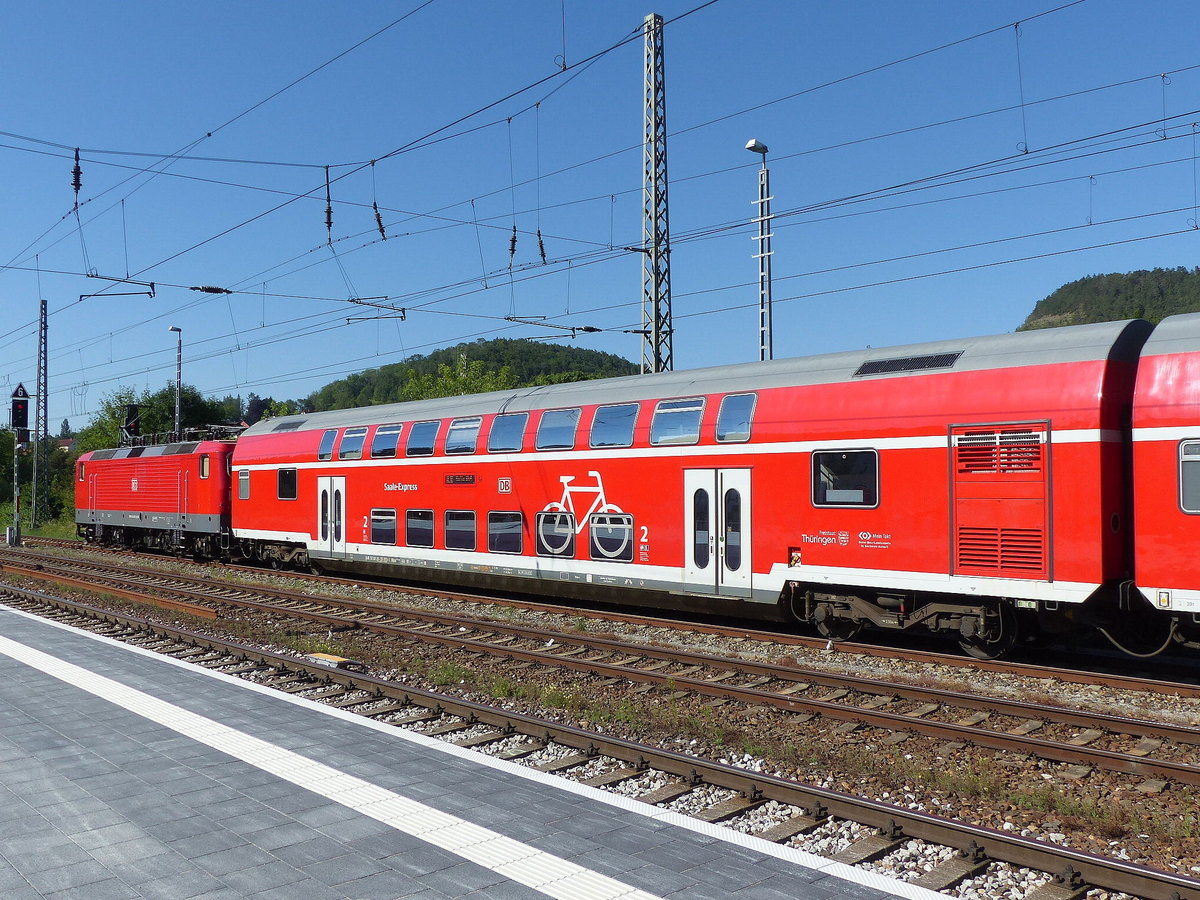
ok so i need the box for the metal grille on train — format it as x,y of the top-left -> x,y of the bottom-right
950,424 -> 1049,580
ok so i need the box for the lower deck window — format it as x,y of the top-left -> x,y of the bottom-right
370,509 -> 397,544
277,468 -> 297,500
488,512 -> 523,554
589,513 -> 634,562
536,511 -> 576,557
812,450 -> 878,507
445,510 -> 476,550
406,510 -> 434,547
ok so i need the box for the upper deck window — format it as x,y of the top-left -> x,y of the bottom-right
650,398 -> 704,446
590,404 -> 638,449
406,421 -> 440,457
370,424 -> 403,458
338,427 -> 368,460
488,413 -> 528,453
536,408 -> 581,450
445,417 -> 482,455
716,393 -> 756,443
317,429 -> 337,461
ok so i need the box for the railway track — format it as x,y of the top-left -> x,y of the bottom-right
20,537 -> 1200,698
1,580 -> 1197,900
5,547 -> 1200,792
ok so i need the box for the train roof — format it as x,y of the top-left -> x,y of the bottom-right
1135,311 -> 1200,358
243,318 -> 1153,437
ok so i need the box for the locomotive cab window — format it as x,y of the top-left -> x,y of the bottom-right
536,408 -> 581,450
590,403 -> 638,448
406,421 -> 440,457
317,429 -> 337,461
338,427 -> 368,460
237,470 -> 250,500
370,424 -> 403,458
650,398 -> 704,445
1180,441 -> 1200,513
199,454 -> 210,479
488,413 -> 527,453
716,393 -> 756,443
78,463 -> 85,482
277,468 -> 297,500
445,417 -> 482,455
812,450 -> 878,508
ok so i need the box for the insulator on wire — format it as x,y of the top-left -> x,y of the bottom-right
71,148 -> 82,203
324,165 -> 333,244
373,201 -> 386,240
508,226 -> 518,267
537,229 -> 547,265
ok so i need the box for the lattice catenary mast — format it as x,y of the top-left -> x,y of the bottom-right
31,298 -> 48,527
641,12 -> 673,374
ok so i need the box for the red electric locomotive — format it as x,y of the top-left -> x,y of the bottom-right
75,439 -> 236,557
74,314 -> 1200,658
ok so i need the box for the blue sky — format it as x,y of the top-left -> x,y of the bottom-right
3,0 -> 1200,431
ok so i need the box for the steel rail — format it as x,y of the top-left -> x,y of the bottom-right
18,539 -> 1200,699
1,582 -> 1196,900
6,557 -> 1200,788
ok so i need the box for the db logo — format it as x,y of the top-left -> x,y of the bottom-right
497,477 -> 512,494
859,531 -> 872,541
131,478 -> 139,492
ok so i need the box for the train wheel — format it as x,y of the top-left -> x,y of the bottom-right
958,603 -> 1018,659
813,605 -> 863,641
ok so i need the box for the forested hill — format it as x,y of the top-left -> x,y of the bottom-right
306,338 -> 639,411
1019,267 -> 1200,330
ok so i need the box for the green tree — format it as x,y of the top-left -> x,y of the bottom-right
399,354 -> 519,401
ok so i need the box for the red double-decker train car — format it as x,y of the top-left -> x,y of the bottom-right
75,439 -> 236,557
75,314 -> 1200,658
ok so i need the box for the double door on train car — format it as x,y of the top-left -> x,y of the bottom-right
682,469 -> 752,597
316,475 -> 347,558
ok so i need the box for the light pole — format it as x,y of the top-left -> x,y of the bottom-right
746,138 -> 774,361
168,326 -> 182,439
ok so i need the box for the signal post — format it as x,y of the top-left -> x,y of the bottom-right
8,384 -> 29,545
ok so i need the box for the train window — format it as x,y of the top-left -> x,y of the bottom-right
317,429 -> 337,461
370,424 -> 403,458
445,510 -> 476,550
237,470 -> 250,500
590,403 -> 638,448
812,450 -> 879,508
536,408 -> 581,450
78,463 -> 85,482
650,398 -> 704,445
338,427 -> 368,460
406,421 -> 440,457
446,417 -> 482,455
370,509 -> 397,544
277,468 -> 298,500
488,413 -> 528,453
488,512 -> 523,554
716,393 -> 756,443
724,488 -> 742,571
1180,441 -> 1200,513
536,511 -> 576,557
199,454 -> 210,479
405,510 -> 434,547
589,513 -> 634,562
693,490 -> 710,568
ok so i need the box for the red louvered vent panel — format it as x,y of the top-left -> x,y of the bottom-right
955,526 -> 1045,575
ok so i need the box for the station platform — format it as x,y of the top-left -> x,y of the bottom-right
0,604 -> 945,899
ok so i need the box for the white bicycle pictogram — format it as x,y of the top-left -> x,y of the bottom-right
539,471 -> 628,556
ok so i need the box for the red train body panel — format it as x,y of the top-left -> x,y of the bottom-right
75,440 -> 235,553
73,314 -> 1200,657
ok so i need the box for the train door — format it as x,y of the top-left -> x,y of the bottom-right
316,475 -> 347,558
682,469 -> 752,597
